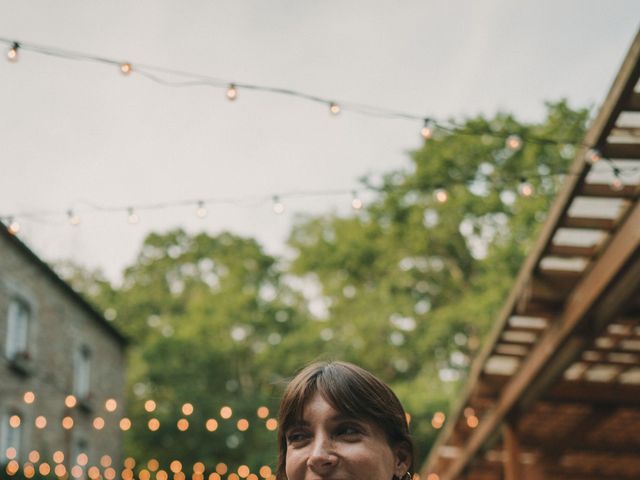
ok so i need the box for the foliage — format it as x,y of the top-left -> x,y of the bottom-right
61,101 -> 589,473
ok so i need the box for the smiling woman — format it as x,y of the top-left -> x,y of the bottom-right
277,361 -> 414,480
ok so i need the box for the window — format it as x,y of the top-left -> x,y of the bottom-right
0,412 -> 23,462
73,345 -> 91,401
5,298 -> 30,361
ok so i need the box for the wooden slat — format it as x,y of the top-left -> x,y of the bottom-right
547,244 -> 599,257
578,182 -> 637,198
562,216 -> 616,230
602,142 -> 640,159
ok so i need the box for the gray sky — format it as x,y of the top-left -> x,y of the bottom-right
1,1 -> 638,281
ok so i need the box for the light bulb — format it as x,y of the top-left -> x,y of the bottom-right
67,210 -> 81,226
351,192 -> 363,210
7,42 -> 19,62
421,119 -> 435,140
120,63 -> 132,75
585,148 -> 601,165
226,84 -> 238,101
127,208 -> 139,224
505,134 -> 522,151
329,102 -> 341,115
433,187 -> 448,204
272,196 -> 285,214
610,177 -> 624,192
7,218 -> 20,235
518,179 -> 534,197
196,201 -> 207,218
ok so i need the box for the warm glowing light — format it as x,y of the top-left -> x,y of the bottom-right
6,460 -> 19,475
405,413 -> 411,425
431,411 -> 445,429
226,84 -> 238,100
427,474 -> 439,480
611,177 -> 624,192
9,415 -> 21,428
272,197 -> 285,215
128,208 -> 139,225
256,407 -> 269,419
53,451 -> 64,463
265,418 -> 278,431
77,453 -> 88,466
35,416 -> 46,429
7,42 -> 19,62
174,472 -> 186,480
259,466 -> 272,478
98,455 -> 111,467
181,403 -> 194,416
105,467 -> 116,480
88,466 -> 100,479
147,459 -> 159,472
28,450 -> 40,463
93,416 -> 105,430
68,210 -> 81,226
124,457 -> 136,469
237,419 -> 249,431
421,119 -> 435,140
54,464 -> 67,477
215,463 -> 228,475
208,474 -> 221,480
105,398 -> 118,412
145,399 -> 157,412
62,416 -> 74,429
463,407 -> 475,418
120,63 -> 132,75
237,465 -> 250,478
5,447 -> 16,459
170,461 -> 182,473
505,134 -> 522,151
467,415 -> 479,428
518,179 -> 534,197
220,406 -> 233,419
71,465 -> 83,478
434,188 -> 448,203
23,391 -> 35,404
23,463 -> 35,478
196,202 -> 207,219
39,463 -> 51,476
205,418 -> 219,431
139,469 -> 151,480
122,469 -> 134,480
329,102 -> 341,115
65,395 -> 77,408
7,219 -> 20,235
193,462 -> 205,474
228,474 -> 240,480
157,470 -> 169,480
119,417 -> 132,431
351,191 -> 363,210
585,148 -> 601,164
177,418 -> 189,431
148,418 -> 160,431
247,474 -> 258,480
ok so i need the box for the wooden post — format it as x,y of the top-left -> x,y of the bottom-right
502,422 -> 521,480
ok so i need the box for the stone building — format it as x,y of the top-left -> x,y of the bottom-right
0,223 -> 127,474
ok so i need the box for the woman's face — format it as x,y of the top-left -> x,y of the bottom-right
284,392 -> 410,480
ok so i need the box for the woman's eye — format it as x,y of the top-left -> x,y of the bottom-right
337,425 -> 362,437
286,432 -> 308,444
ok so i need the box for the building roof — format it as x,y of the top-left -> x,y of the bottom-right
421,30 -> 640,480
0,223 -> 128,347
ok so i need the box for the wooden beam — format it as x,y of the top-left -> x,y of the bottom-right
602,142 -> 640,159
578,182 -> 638,198
562,216 -> 616,230
547,244 -> 599,257
434,202 -> 640,480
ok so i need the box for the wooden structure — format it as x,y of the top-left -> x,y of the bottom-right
420,31 -> 640,480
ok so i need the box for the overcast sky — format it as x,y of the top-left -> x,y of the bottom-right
1,1 -> 638,282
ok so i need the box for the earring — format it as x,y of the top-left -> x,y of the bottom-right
405,473 -> 413,480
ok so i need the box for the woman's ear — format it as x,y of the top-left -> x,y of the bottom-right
393,441 -> 412,478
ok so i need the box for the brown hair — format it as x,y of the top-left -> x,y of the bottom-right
276,361 -> 414,480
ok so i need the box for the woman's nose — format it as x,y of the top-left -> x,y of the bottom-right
307,436 -> 338,473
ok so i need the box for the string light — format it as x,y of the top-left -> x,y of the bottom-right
7,218 -> 20,235
585,148 -> 602,164
67,210 -> 81,226
120,63 -> 132,75
272,196 -> 285,215
518,178 -> 534,197
127,207 -> 139,225
610,176 -> 624,192
329,102 -> 341,115
65,395 -> 77,408
505,134 -> 522,151
196,201 -> 208,218
433,187 -> 448,204
420,118 -> 435,140
105,398 -> 118,412
351,191 -> 363,210
144,400 -> 157,412
226,84 -> 238,101
7,42 -> 19,62
23,391 -> 35,404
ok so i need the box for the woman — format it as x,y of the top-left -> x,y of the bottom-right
277,361 -> 414,480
